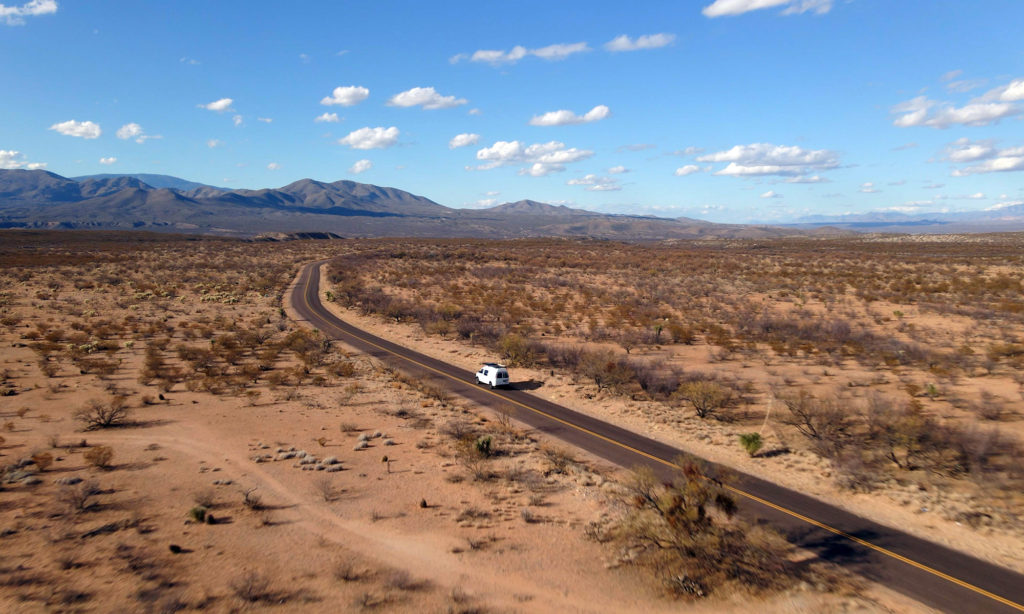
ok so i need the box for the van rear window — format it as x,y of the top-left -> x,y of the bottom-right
498,371 -> 508,378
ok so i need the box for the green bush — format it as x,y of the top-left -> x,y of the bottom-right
474,435 -> 493,458
188,505 -> 208,523
739,433 -> 763,457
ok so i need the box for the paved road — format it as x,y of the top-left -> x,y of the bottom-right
289,260 -> 1024,614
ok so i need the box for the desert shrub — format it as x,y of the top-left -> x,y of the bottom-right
615,457 -> 798,598
542,343 -> 584,370
779,392 -> 855,459
333,560 -> 363,582
474,435 -> 493,458
193,489 -> 216,508
84,445 -> 114,469
74,396 -> 131,430
633,362 -> 681,399
230,571 -> 275,603
738,433 -> 763,457
496,333 -> 537,367
455,437 -> 493,481
667,322 -> 696,345
188,505 -> 209,523
31,451 -> 54,471
242,487 -> 264,511
580,351 -> 634,393
676,380 -> 733,419
440,420 -> 474,440
383,569 -> 426,591
541,446 -> 573,474
57,479 -> 101,514
328,360 -> 357,378
314,476 -> 339,502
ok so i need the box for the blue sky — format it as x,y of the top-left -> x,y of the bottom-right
2,0 -> 1023,223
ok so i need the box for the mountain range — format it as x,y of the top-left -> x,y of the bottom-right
788,205 -> 1024,232
0,169 -> 831,240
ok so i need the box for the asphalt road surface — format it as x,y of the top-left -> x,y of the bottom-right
289,260 -> 1024,614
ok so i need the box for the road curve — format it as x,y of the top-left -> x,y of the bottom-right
289,260 -> 1024,614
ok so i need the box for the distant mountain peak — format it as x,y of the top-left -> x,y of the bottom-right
71,173 -> 227,192
487,200 -> 595,216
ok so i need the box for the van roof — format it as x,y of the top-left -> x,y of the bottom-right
483,362 -> 506,368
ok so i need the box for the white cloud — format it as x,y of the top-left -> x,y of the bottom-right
698,142 -> 839,177
468,198 -> 498,208
454,41 -> 590,65
99,156 -> 116,165
339,126 -> 400,150
952,154 -> 1024,176
388,86 -> 467,110
0,149 -> 46,169
267,162 -> 281,170
945,78 -> 987,94
702,0 -> 833,18
886,203 -> 931,213
943,137 -> 1024,176
892,78 -> 1024,129
449,133 -> 480,149
529,105 -> 610,127
987,78 -> 1024,102
114,122 -> 160,143
604,33 -> 675,52
320,86 -> 370,107
474,139 -> 594,176
257,117 -> 272,123
892,96 -> 1018,128
49,119 -> 101,139
617,143 -> 656,152
607,165 -> 629,174
314,112 -> 340,123
116,123 -> 142,140
1,0 -> 57,26
859,182 -> 879,193
199,98 -> 234,112
207,139 -> 223,148
567,174 -> 621,191
232,114 -> 243,127
349,159 -> 372,174
943,137 -> 996,163
786,175 -> 829,183
531,42 -> 590,60
674,165 -> 701,176
468,108 -> 482,116
760,190 -> 781,198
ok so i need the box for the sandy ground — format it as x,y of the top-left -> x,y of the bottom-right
0,251 -> 930,613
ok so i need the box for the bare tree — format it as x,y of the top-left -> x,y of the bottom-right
778,391 -> 855,459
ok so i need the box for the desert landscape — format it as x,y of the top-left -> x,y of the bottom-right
5,2 -> 1024,612
321,235 -> 1024,572
0,230 -> 959,613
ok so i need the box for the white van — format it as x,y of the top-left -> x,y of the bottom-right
475,363 -> 510,389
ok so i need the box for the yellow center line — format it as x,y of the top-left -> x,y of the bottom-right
297,263 -> 1024,613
